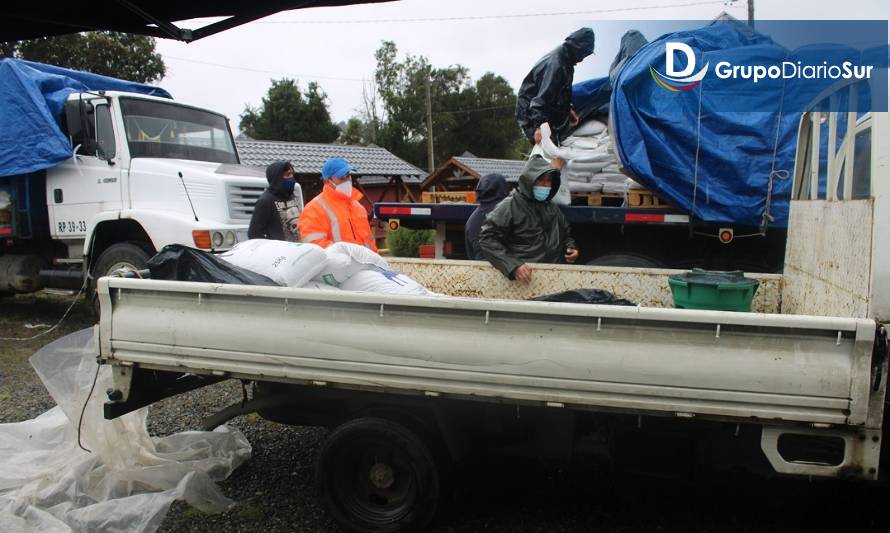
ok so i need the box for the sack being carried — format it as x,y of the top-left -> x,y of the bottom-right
219,239 -> 327,287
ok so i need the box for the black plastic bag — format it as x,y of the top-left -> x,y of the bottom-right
147,244 -> 279,286
531,288 -> 635,306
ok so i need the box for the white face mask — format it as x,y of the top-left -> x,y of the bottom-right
334,180 -> 352,198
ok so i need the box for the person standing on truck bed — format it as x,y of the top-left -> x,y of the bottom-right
479,155 -> 578,283
516,27 -> 595,146
299,158 -> 378,251
248,160 -> 303,242
465,173 -> 510,260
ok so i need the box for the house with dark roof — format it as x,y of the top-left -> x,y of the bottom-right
421,152 -> 526,193
236,139 -> 425,210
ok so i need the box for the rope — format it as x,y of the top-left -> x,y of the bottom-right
689,80 -> 705,227
760,70 -> 791,235
0,283 -> 86,341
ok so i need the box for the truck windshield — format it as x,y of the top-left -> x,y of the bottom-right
120,98 -> 238,164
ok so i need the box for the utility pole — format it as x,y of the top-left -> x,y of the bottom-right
747,0 -> 754,29
425,73 -> 435,173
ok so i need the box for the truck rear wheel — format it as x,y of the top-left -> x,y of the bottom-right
316,417 -> 440,533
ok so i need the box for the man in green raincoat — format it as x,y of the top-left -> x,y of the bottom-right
479,155 -> 579,283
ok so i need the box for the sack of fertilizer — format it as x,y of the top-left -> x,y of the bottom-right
219,239 -> 327,287
339,266 -> 430,296
313,242 -> 391,287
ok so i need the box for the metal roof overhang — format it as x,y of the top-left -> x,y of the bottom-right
1,1 -> 393,43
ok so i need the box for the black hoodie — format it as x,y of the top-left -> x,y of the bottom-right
464,173 -> 510,260
516,28 -> 595,143
247,160 -> 303,241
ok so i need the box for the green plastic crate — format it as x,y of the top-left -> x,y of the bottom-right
668,269 -> 760,312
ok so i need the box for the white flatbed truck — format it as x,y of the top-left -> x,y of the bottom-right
96,85 -> 889,532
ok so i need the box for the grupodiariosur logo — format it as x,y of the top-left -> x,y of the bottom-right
650,42 -> 709,92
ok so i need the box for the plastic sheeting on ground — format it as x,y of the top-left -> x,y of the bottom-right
0,59 -> 171,177
0,329 -> 251,533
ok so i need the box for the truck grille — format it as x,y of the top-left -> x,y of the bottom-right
226,183 -> 265,220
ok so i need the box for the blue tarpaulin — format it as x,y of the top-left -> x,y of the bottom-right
0,59 -> 171,177
601,21 -> 887,228
608,23 -> 797,228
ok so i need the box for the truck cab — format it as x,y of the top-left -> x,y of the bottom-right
1,90 -> 268,293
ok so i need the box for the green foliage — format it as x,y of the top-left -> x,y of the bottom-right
369,41 -> 524,169
337,117 -> 374,146
240,79 -> 340,143
386,226 -> 434,257
1,32 -> 165,83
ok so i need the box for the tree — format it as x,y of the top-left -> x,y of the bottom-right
338,118 -> 366,145
1,32 -> 165,83
371,41 -> 523,169
454,73 -> 526,160
240,79 -> 340,143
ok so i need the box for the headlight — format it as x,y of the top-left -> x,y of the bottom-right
224,231 -> 236,247
212,231 -> 224,248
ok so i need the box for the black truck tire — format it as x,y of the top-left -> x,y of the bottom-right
90,242 -> 152,315
316,417 -> 440,533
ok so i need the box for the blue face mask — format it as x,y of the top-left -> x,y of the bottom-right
532,186 -> 551,202
282,178 -> 296,193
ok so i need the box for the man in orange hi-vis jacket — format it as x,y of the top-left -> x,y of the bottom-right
299,158 -> 378,251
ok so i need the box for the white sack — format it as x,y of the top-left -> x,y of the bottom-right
602,181 -> 631,195
627,178 -> 646,190
568,182 -> 604,193
313,242 -> 390,287
300,281 -> 342,291
571,119 -> 607,137
220,239 -> 327,287
0,329 -> 251,533
339,267 -> 430,296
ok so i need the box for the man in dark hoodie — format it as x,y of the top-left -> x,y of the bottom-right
464,173 -> 510,260
516,27 -> 596,145
248,160 -> 303,242
479,156 -> 578,283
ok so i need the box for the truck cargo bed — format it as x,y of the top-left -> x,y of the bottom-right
98,277 -> 877,428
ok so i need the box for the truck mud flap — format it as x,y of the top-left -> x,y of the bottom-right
104,366 -> 224,419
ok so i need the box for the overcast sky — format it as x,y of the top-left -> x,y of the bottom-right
154,0 -> 890,133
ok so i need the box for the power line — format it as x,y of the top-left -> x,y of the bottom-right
163,55 -> 369,82
434,104 -> 515,114
259,1 -> 741,24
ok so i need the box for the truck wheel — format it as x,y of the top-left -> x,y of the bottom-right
316,417 -> 440,533
93,242 -> 152,279
90,242 -> 152,315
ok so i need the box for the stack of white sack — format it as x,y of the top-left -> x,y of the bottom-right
221,240 -> 431,296
534,121 -> 643,204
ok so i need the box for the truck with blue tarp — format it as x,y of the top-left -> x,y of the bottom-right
376,20 -> 882,272
0,59 -> 268,297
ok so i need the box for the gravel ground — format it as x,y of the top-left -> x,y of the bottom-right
2,292 -> 890,532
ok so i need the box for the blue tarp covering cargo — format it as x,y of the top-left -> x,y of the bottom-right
594,21 -> 886,228
0,59 -> 171,177
607,22 -> 797,228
